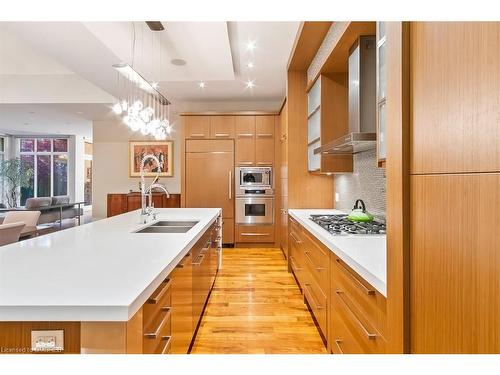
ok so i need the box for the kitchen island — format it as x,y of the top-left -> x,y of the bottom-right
0,208 -> 222,354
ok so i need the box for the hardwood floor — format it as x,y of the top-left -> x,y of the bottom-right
190,247 -> 328,354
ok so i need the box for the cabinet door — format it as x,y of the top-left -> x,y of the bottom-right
255,116 -> 275,138
185,148 -> 234,219
184,116 -> 210,139
255,137 -> 274,166
255,117 -> 275,166
235,116 -> 255,166
170,252 -> 193,354
410,22 -> 500,174
210,116 -> 235,139
411,174 -> 500,353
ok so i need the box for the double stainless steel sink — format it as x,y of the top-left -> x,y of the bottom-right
135,220 -> 200,234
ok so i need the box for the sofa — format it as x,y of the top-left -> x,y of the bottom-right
24,196 -> 83,225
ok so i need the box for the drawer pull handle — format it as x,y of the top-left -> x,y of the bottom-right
336,290 -> 377,340
241,232 -> 270,236
238,161 -> 254,165
289,232 -> 301,244
257,133 -> 273,138
304,250 -> 325,271
147,279 -> 171,304
215,133 -> 230,137
190,133 -> 206,137
305,283 -> 324,309
336,258 -> 375,295
176,253 -> 192,268
334,339 -> 344,354
290,256 -> 302,271
144,307 -> 171,339
192,254 -> 205,266
257,161 -> 272,165
237,133 -> 254,138
160,335 -> 172,354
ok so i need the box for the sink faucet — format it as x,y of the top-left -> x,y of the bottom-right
140,154 -> 170,223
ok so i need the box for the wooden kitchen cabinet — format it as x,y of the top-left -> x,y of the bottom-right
255,116 -> 275,166
235,116 -> 256,166
185,140 -> 234,245
235,224 -> 275,243
287,216 -> 329,342
410,22 -> 500,174
209,116 -> 235,139
410,174 -> 500,353
107,193 -> 181,217
184,116 -> 210,139
142,278 -> 173,354
170,252 -> 193,354
288,216 -> 389,354
330,254 -> 387,354
235,115 -> 275,166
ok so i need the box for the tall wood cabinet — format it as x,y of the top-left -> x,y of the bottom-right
409,22 -> 500,353
184,140 -> 234,244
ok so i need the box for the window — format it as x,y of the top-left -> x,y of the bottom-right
0,137 -> 4,206
19,138 -> 69,206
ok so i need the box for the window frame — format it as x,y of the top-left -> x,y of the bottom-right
17,137 -> 69,202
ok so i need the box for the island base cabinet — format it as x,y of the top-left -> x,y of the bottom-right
170,253 -> 194,354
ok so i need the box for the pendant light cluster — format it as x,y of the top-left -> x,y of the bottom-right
111,23 -> 171,141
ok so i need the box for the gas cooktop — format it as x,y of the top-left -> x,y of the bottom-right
309,214 -> 386,235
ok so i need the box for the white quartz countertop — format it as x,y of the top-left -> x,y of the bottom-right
288,209 -> 387,296
0,208 -> 220,321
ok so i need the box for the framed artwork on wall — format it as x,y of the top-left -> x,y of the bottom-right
129,140 -> 173,177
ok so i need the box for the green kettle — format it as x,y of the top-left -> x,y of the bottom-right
347,199 -> 374,223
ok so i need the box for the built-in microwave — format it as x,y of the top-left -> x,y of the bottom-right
235,167 -> 273,193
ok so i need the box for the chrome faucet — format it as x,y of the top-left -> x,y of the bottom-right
140,154 -> 170,223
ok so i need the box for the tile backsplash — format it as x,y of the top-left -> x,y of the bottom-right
334,149 -> 386,218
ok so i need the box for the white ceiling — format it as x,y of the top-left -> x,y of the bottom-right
0,21 -> 299,136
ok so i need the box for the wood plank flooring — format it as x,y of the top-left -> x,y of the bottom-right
190,248 -> 328,354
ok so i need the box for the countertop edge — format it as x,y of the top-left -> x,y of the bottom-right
288,209 -> 387,297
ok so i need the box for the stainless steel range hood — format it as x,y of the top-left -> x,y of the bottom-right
315,35 -> 376,155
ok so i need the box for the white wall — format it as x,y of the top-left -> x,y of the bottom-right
92,119 -> 181,220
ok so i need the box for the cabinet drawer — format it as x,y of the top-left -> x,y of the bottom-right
302,231 -> 329,292
289,232 -> 307,287
143,278 -> 172,330
236,224 -> 275,243
304,277 -> 328,338
289,216 -> 302,239
331,307 -> 364,354
332,256 -> 387,337
332,287 -> 386,353
143,306 -> 172,354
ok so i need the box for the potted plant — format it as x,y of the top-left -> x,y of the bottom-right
0,157 -> 34,208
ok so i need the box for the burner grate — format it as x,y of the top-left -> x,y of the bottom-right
309,214 -> 386,235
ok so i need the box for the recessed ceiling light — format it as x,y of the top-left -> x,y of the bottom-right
199,81 -> 206,89
245,79 -> 255,89
151,81 -> 159,89
76,111 -> 83,115
246,62 -> 254,69
171,58 -> 187,66
246,40 -> 257,51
